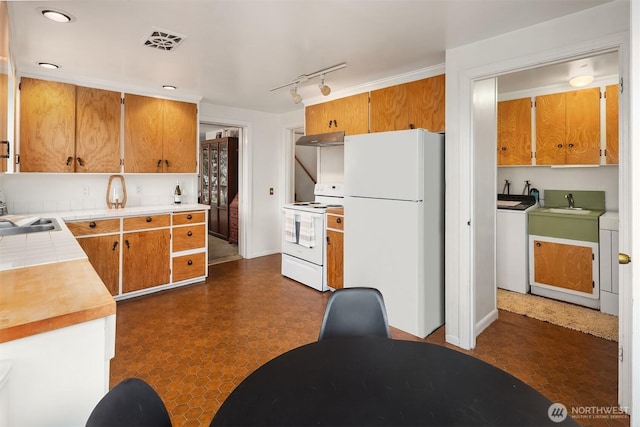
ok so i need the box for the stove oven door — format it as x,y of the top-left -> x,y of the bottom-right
281,209 -> 324,265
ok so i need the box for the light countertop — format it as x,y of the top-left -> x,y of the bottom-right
0,204 -> 209,343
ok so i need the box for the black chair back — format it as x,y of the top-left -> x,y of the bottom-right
318,287 -> 391,341
86,378 -> 172,427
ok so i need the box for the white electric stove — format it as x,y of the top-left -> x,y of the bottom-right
281,184 -> 343,291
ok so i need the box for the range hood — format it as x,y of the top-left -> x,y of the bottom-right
296,131 -> 345,147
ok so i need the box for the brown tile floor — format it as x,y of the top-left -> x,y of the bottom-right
110,254 -> 630,427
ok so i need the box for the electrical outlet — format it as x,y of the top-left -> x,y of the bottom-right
82,185 -> 89,197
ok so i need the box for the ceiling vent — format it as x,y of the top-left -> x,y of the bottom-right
143,28 -> 186,52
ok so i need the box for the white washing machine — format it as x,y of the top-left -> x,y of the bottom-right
496,195 -> 537,294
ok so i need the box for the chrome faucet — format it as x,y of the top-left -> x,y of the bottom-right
565,193 -> 575,209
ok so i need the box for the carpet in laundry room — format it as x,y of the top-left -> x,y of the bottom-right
109,254 -> 629,427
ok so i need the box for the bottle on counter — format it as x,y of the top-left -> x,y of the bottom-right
174,183 -> 182,204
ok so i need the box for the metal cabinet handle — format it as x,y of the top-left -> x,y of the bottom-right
187,231 -> 193,237
89,221 -> 97,228
326,236 -> 330,244
187,214 -> 193,220
146,217 -> 152,223
112,241 -> 119,251
66,156 -> 73,166
76,157 -> 84,166
536,242 -> 542,247
157,160 -> 162,168
501,147 -> 507,151
125,239 -> 130,249
568,143 -> 574,148
557,144 -> 563,148
165,159 -> 170,168
0,140 -> 9,159
187,259 -> 193,266
336,218 -> 342,224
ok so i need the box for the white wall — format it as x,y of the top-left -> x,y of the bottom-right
0,173 -> 198,213
497,166 -> 619,211
445,0 -> 630,350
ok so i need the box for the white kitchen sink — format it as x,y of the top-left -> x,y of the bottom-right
545,208 -> 592,214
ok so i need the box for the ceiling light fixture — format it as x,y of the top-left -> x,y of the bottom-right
38,62 -> 59,70
163,85 -> 177,90
569,74 -> 594,87
290,85 -> 303,104
318,74 -> 331,96
271,62 -> 346,103
41,9 -> 74,23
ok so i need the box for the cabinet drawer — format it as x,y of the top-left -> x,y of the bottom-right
172,252 -> 206,282
123,214 -> 171,231
173,211 -> 205,225
66,219 -> 120,236
173,224 -> 206,252
327,214 -> 344,231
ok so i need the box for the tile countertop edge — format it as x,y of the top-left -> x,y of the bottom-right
56,203 -> 210,221
0,259 -> 116,344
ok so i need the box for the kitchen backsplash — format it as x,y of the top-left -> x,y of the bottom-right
497,165 -> 618,211
0,174 -> 199,215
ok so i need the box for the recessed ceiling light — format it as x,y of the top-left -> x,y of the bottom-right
163,85 -> 177,90
38,62 -> 59,70
41,9 -> 74,23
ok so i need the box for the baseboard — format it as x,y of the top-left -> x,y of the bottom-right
475,308 -> 499,337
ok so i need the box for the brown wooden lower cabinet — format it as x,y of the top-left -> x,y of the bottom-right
122,228 -> 170,293
76,234 -> 120,296
172,252 -> 206,282
326,208 -> 344,290
532,239 -> 593,294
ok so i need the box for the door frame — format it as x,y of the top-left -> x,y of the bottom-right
447,31 -> 631,409
199,119 -> 249,258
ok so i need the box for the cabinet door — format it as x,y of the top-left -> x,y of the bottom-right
76,86 -> 121,173
0,73 -> 7,172
370,84 -> 408,133
304,103 -> 327,136
532,239 -> 593,294
323,93 -> 369,135
124,94 -> 163,173
77,235 -> 120,296
407,74 -> 446,132
565,87 -> 600,164
326,229 -> 344,289
162,99 -> 197,173
535,92 -> 566,165
20,77 -> 76,172
497,98 -> 531,165
605,84 -> 619,164
122,228 -> 170,293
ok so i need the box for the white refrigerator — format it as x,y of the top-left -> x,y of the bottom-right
343,129 -> 444,338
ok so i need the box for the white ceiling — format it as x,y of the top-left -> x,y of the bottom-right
6,0 -> 614,114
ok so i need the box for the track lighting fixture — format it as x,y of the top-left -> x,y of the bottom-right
290,85 -> 303,104
318,75 -> 331,96
271,63 -> 346,103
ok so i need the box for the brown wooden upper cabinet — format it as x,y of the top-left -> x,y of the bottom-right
497,97 -> 532,166
19,78 -> 121,173
605,84 -> 619,164
535,87 -> 600,165
370,74 -> 445,133
305,92 -> 369,136
124,94 -> 197,173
